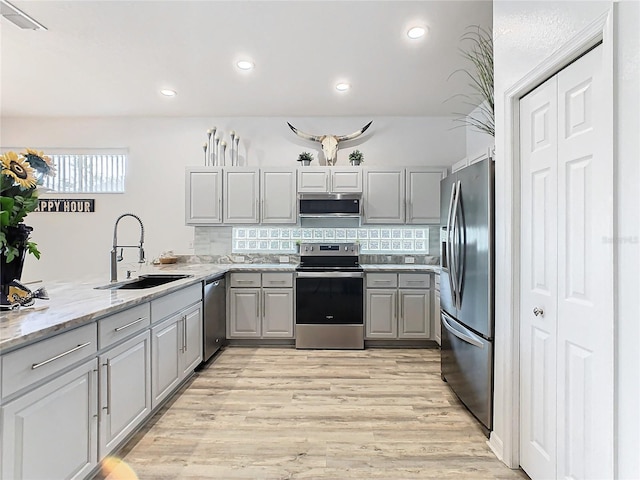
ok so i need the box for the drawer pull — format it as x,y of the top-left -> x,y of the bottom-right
267,280 -> 287,284
373,280 -> 392,284
31,342 -> 92,370
406,280 -> 424,285
236,280 -> 255,284
114,317 -> 146,332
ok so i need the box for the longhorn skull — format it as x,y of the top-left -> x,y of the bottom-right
287,121 -> 372,166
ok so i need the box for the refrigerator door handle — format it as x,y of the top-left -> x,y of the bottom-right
454,182 -> 467,309
441,312 -> 484,348
446,182 -> 457,305
450,181 -> 461,309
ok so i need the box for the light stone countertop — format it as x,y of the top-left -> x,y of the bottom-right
0,262 -> 437,352
361,264 -> 440,273
0,263 -> 296,352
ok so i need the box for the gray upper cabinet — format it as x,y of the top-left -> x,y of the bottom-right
185,167 -> 223,225
261,168 -> 297,224
297,167 -> 362,193
297,167 -> 330,192
406,167 -> 447,224
224,167 -> 260,224
363,168 -> 405,224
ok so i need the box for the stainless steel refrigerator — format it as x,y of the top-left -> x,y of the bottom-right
440,157 -> 494,433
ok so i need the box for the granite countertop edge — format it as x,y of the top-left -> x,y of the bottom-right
1,263 -> 439,351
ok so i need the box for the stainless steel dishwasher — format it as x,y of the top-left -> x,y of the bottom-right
203,274 -> 226,362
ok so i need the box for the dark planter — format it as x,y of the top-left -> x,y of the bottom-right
1,224 -> 32,300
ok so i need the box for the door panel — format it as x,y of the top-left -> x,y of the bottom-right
556,45 -> 613,479
519,72 -> 558,480
519,45 -> 612,480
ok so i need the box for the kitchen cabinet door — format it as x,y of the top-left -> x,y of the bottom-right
261,168 -> 297,224
406,168 -> 447,224
297,168 -> 330,192
1,358 -> 98,480
99,330 -> 151,458
398,289 -> 430,339
363,169 -> 405,224
224,167 -> 259,223
262,289 -> 294,338
151,314 -> 181,409
180,304 -> 203,376
331,168 -> 362,193
185,167 -> 223,225
365,289 -> 397,338
229,288 -> 261,338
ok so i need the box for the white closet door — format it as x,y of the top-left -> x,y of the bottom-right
556,45 -> 613,479
519,44 -> 612,480
519,73 -> 559,480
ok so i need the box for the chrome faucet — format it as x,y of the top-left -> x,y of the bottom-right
110,213 -> 145,282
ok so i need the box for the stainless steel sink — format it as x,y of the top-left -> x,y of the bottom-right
95,274 -> 193,290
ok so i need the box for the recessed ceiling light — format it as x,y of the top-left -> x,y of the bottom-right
236,60 -> 255,71
407,26 -> 427,39
335,83 -> 351,92
160,89 -> 176,97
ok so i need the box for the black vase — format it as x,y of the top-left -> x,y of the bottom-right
1,224 -> 32,302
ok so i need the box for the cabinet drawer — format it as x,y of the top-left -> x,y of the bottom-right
230,273 -> 261,288
98,302 -> 151,349
399,273 -> 430,289
151,283 -> 201,323
366,273 -> 398,288
2,323 -> 97,399
262,273 -> 293,288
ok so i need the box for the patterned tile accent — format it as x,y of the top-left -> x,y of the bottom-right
231,227 -> 431,254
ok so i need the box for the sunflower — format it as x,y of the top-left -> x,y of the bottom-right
22,148 -> 54,176
1,151 -> 37,189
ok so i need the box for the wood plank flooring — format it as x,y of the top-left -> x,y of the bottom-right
107,348 -> 527,479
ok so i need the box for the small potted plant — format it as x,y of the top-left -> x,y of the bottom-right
297,152 -> 314,166
348,149 -> 364,166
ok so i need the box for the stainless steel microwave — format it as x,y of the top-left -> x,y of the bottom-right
298,193 -> 361,217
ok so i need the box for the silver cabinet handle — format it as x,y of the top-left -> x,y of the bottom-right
267,280 -> 287,284
373,280 -> 392,284
219,197 -> 222,221
406,280 -> 424,285
31,342 -> 91,369
182,315 -> 187,353
400,293 -> 404,320
533,307 -> 544,317
103,360 -> 112,415
236,280 -> 255,284
114,317 -> 145,332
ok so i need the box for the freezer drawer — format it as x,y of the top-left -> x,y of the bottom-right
440,310 -> 493,431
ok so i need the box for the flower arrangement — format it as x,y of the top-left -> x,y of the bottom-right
1,149 -> 54,263
297,151 -> 314,166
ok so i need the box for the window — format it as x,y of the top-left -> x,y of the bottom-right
42,152 -> 127,193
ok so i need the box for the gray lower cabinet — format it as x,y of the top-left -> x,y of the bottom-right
365,273 -> 432,340
151,302 -> 202,409
228,273 -> 294,339
366,289 -> 397,338
1,358 -> 98,480
99,330 -> 151,458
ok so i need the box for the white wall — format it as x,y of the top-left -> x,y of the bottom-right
492,1 -> 639,477
0,115 -> 465,282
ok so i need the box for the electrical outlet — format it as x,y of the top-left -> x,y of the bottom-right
404,256 -> 415,264
234,255 -> 245,263
279,256 -> 290,263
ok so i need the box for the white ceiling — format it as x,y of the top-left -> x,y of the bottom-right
0,1 -> 492,118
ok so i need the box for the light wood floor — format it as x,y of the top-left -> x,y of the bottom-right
110,347 -> 527,479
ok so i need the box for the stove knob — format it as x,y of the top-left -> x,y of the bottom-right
344,246 -> 348,251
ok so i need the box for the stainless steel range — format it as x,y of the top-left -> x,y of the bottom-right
295,243 -> 364,349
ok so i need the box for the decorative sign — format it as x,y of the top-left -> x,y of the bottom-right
35,199 -> 95,213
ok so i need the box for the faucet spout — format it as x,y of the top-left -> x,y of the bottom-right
111,213 -> 145,282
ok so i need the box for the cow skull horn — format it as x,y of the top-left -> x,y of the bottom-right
287,122 -> 322,142
336,121 -> 373,142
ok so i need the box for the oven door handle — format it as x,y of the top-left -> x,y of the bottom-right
296,271 -> 364,278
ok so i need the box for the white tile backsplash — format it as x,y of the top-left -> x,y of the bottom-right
231,226 -> 430,254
